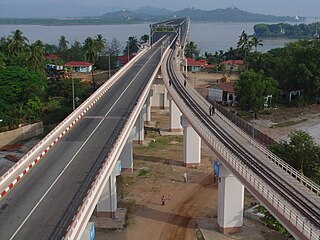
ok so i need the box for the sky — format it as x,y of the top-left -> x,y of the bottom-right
1,0 -> 320,18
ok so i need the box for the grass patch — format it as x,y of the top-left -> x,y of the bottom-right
147,135 -> 182,150
272,118 -> 307,128
138,167 -> 151,177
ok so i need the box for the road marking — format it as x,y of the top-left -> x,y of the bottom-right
9,48 -> 159,240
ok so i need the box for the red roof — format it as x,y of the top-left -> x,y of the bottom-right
46,54 -> 59,60
204,64 -> 216,69
186,58 -> 208,67
215,82 -> 235,93
64,61 -> 93,67
222,60 -> 244,66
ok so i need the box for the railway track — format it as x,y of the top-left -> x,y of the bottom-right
165,48 -> 320,230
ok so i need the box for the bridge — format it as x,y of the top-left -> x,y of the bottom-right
0,18 -> 319,240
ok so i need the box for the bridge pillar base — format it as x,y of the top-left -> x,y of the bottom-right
168,94 -> 182,132
217,164 -> 244,232
96,162 -> 121,219
181,115 -> 201,166
217,225 -> 242,234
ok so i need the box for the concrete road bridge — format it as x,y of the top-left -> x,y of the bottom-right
0,18 -> 319,240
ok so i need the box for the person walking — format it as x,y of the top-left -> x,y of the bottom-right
184,80 -> 187,87
183,173 -> 188,183
161,195 -> 166,205
212,105 -> 215,115
209,106 -> 212,116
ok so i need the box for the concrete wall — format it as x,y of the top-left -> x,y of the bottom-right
0,122 -> 44,147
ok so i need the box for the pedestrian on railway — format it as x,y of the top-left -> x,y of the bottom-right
184,80 -> 187,87
209,106 -> 212,116
169,80 -> 172,86
212,105 -> 215,115
161,195 -> 166,205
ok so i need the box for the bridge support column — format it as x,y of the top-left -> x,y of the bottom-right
217,163 -> 244,234
168,94 -> 182,132
120,127 -> 135,173
145,94 -> 152,125
181,115 -> 201,167
96,161 -> 121,218
133,112 -> 144,145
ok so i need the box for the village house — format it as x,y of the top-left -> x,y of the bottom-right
183,58 -> 208,72
64,61 -> 94,73
208,81 -> 236,105
222,59 -> 244,70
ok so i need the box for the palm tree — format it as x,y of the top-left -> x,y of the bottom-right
7,29 -> 29,56
94,34 -> 106,56
237,30 -> 252,59
58,35 -> 69,60
124,36 -> 140,59
185,41 -> 199,59
250,36 -> 263,52
83,37 -> 98,89
27,40 -> 45,72
140,34 -> 149,44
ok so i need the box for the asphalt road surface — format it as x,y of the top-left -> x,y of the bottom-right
0,42 -> 162,240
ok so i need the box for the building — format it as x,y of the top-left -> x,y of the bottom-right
208,82 -> 236,104
64,61 -> 94,73
222,60 -> 244,70
183,58 -> 208,72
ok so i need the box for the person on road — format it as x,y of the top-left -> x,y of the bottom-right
183,173 -> 188,183
161,195 -> 166,205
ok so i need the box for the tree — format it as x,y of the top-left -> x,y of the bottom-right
250,36 -> 263,52
269,130 -> 320,182
94,34 -> 106,56
58,35 -> 69,52
140,34 -> 149,44
27,40 -> 45,72
0,66 -> 46,128
83,37 -> 98,89
68,41 -> 84,61
7,29 -> 29,56
58,35 -> 69,60
234,70 -> 279,111
124,36 -> 140,57
185,41 -> 199,59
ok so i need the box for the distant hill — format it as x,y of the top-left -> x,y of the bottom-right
0,6 -> 305,25
174,7 -> 304,22
133,6 -> 173,17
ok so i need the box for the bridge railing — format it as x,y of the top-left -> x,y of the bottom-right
161,50 -> 320,240
206,101 -> 320,196
64,38 -> 173,240
0,46 -> 149,199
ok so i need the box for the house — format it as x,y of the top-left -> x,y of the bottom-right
64,61 -> 94,73
183,58 -> 208,72
222,59 -> 244,70
208,82 -> 236,104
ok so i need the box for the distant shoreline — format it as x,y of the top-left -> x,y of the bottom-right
0,19 -> 307,27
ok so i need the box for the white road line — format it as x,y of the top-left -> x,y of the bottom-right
9,49 -> 159,240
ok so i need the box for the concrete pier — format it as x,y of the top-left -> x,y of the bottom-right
180,115 -> 201,167
217,163 -> 244,234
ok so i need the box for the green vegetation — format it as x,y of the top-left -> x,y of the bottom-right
0,29 -> 148,131
257,131 -> 320,236
254,22 -> 320,38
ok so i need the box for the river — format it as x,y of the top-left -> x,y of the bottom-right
0,22 -> 296,54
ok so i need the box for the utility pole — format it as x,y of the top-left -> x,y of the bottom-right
108,54 -> 111,79
72,70 -> 75,110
